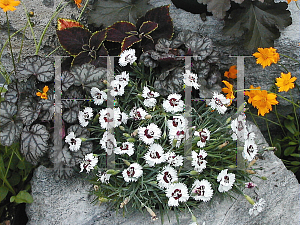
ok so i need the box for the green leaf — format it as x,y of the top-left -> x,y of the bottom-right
274,142 -> 281,157
284,146 -> 296,156
290,161 -> 300,166
284,119 -> 297,135
198,0 -> 231,19
8,172 -> 21,186
223,0 -> 291,50
290,154 -> 300,158
10,190 -> 33,204
0,186 -> 8,202
88,0 -> 152,28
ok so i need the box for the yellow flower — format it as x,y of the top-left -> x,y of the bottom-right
244,85 -> 261,104
275,72 -> 297,92
253,47 -> 279,69
36,86 -> 49,100
224,65 -> 237,79
251,90 -> 278,116
74,0 -> 82,8
222,80 -> 235,99
0,0 -> 20,12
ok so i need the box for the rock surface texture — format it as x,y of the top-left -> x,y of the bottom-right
26,122 -> 300,225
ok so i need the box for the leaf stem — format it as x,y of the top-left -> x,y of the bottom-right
78,0 -> 89,21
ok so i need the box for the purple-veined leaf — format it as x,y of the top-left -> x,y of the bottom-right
106,21 -> 137,43
57,27 -> 92,56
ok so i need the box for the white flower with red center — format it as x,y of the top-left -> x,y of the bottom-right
119,49 -> 137,67
99,108 -> 124,129
249,198 -> 266,216
217,169 -> 235,192
191,150 -> 207,173
110,80 -> 125,97
244,124 -> 256,141
142,87 -> 160,107
144,144 -> 166,167
245,182 -> 256,189
115,71 -> 129,86
167,115 -> 187,130
100,131 -> 117,155
138,123 -> 161,145
243,139 -> 258,162
90,87 -> 107,105
183,70 -> 200,89
165,151 -> 183,167
231,114 -> 246,141
65,132 -> 82,152
115,142 -> 135,156
80,153 -> 98,173
129,107 -> 147,120
78,107 -> 93,127
122,163 -> 143,182
208,92 -> 231,114
168,129 -> 185,148
96,171 -> 111,184
166,183 -> 189,207
191,179 -> 213,202
194,128 -> 210,148
163,94 -> 184,113
157,166 -> 178,189
114,107 -> 128,126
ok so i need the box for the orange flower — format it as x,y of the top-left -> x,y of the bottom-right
36,86 -> 49,100
244,85 -> 261,104
222,80 -> 235,99
275,72 -> 297,92
74,0 -> 82,8
0,0 -> 20,12
286,0 -> 297,4
224,65 -> 237,79
251,90 -> 278,116
253,47 -> 279,69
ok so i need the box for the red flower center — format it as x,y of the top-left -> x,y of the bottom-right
172,189 -> 182,200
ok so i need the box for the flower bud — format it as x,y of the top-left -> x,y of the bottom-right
122,159 -> 131,166
244,195 -> 255,205
189,170 -> 199,176
119,126 -> 125,131
226,117 -> 232,124
228,165 -> 237,169
131,129 -> 138,137
93,113 -> 100,123
261,176 -> 267,180
137,94 -> 143,100
172,139 -> 178,147
191,214 -> 197,222
132,62 -> 137,67
94,185 -> 99,191
127,138 -> 135,143
145,115 -> 152,119
80,137 -> 87,142
102,80 -> 107,84
246,169 -> 256,174
99,197 -> 109,203
123,133 -> 130,137
106,169 -> 120,175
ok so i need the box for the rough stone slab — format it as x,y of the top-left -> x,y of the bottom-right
26,122 -> 300,225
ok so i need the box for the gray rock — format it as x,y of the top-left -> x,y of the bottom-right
26,122 -> 300,225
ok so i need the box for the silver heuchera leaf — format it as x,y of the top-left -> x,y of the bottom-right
61,71 -> 75,92
0,120 -> 23,146
66,124 -> 92,164
49,145 -> 76,168
0,101 -> 23,146
21,124 -> 50,165
0,101 -> 17,126
15,56 -> 54,82
62,100 -> 81,123
5,82 -> 18,103
71,63 -> 106,91
171,30 -> 213,61
154,67 -> 184,96
19,99 -> 42,126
